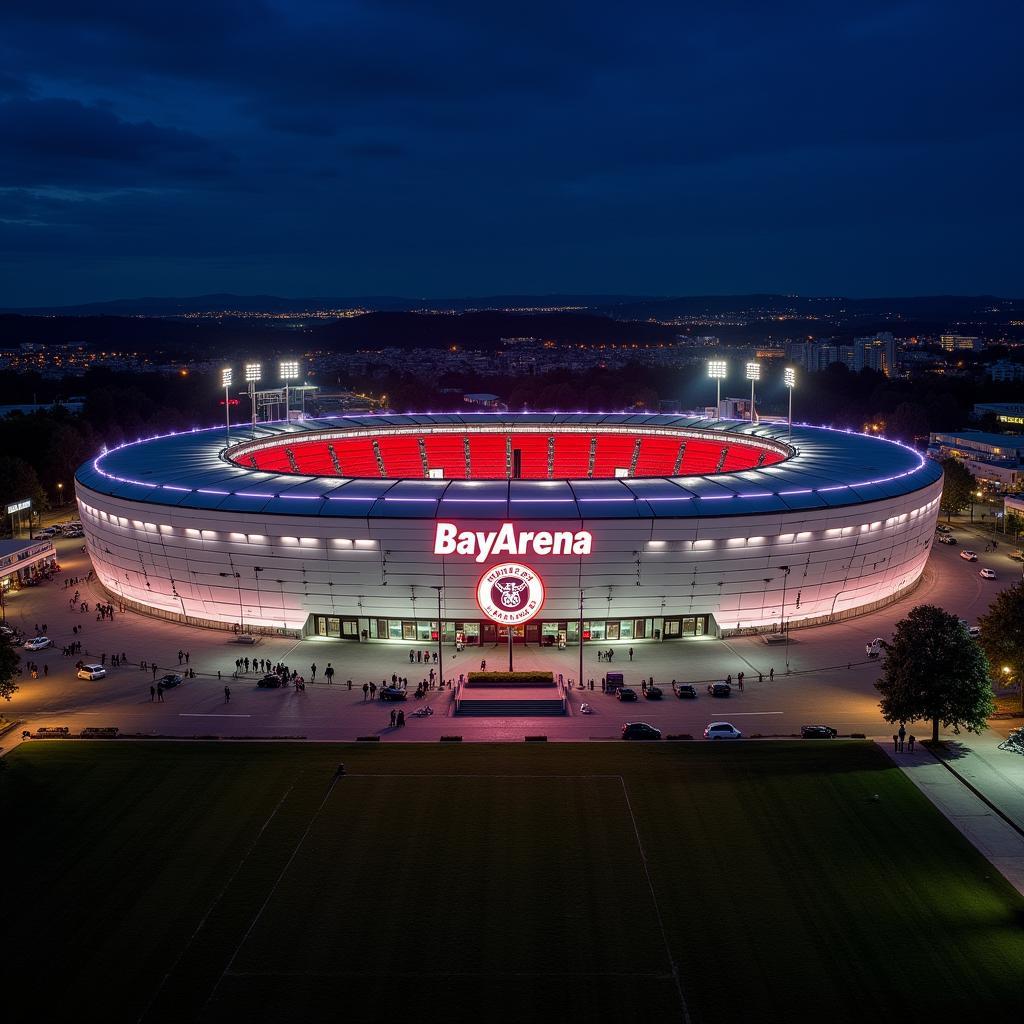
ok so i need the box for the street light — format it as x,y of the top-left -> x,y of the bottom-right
56,482 -> 64,507
778,565 -> 791,673
707,359 -> 728,415
784,366 -> 796,439
219,571 -> 243,632
245,362 -> 262,429
221,367 -> 233,445
745,361 -> 761,422
430,585 -> 444,687
280,360 -> 300,422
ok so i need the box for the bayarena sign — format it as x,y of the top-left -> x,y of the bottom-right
476,562 -> 546,625
434,522 -> 592,563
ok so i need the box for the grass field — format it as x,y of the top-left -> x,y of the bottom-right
4,741 -> 1024,1023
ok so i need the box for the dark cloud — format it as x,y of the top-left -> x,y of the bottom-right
0,1 -> 1021,304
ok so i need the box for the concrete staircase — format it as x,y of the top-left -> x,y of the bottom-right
455,696 -> 567,716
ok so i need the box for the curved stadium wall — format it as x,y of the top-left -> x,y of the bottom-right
74,413 -> 943,641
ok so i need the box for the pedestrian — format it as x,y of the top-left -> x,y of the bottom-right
152,664 -> 158,680
347,679 -> 352,690
629,647 -> 634,661
898,722 -> 906,752
398,708 -> 405,727
769,667 -> 774,681
311,663 -> 317,681
370,682 -> 377,699
178,649 -> 183,664
363,683 -> 369,700
481,659 -> 487,671
758,671 -> 763,683
185,651 -> 190,664
150,685 -> 155,701
409,649 -> 415,663
217,669 -> 222,681
224,686 -> 231,703
738,676 -> 744,693
43,664 -> 49,677
157,683 -> 164,702
892,734 -> 899,752
325,663 -> 334,684
908,735 -> 916,753
726,673 -> 732,686
390,709 -> 396,727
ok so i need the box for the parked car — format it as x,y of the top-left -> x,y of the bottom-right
380,686 -> 407,701
706,681 -> 731,697
703,722 -> 742,740
622,722 -> 662,740
800,724 -> 837,739
36,527 -> 57,539
256,673 -> 282,688
937,535 -> 957,545
77,663 -> 107,681
616,686 -> 638,702
159,673 -> 184,688
979,568 -> 997,580
23,636 -> 52,651
644,684 -> 663,700
968,625 -> 982,638
674,683 -> 698,699
936,524 -> 951,534
959,549 -> 978,561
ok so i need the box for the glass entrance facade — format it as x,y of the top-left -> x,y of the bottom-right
313,614 -> 711,641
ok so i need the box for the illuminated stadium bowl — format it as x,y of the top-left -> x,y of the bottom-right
74,413 -> 942,642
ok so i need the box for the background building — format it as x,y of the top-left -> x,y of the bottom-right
929,430 -> 1024,491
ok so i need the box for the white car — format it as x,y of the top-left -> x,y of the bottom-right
23,636 -> 52,651
704,721 -> 742,740
979,568 -> 997,580
77,663 -> 107,680
36,527 -> 57,539
968,625 -> 982,638
959,550 -> 978,561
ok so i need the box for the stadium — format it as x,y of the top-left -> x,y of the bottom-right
73,412 -> 943,644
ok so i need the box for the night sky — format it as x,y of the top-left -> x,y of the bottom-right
1,1 -> 1022,306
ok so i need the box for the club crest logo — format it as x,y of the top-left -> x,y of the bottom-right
476,562 -> 545,625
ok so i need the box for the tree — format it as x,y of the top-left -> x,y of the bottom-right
939,458 -> 976,520
875,604 -> 994,743
1005,511 -> 1023,545
977,581 -> 1024,709
0,634 -> 20,701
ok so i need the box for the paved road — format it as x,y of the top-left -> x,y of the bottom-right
1,521 -> 1020,745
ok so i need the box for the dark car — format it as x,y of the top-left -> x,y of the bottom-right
800,724 -> 838,739
257,673 -> 284,688
675,684 -> 698,699
158,673 -> 184,689
616,686 -> 638,702
707,681 -> 731,697
937,535 -> 957,545
644,685 -> 663,700
380,686 -> 407,701
621,722 -> 662,740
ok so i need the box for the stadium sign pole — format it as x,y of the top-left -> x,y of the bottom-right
578,589 -> 584,692
221,367 -> 232,446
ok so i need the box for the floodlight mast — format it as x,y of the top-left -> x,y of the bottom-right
707,359 -> 727,414
280,360 -> 300,422
245,363 -> 262,429
745,361 -> 761,422
221,367 -> 232,445
784,367 -> 796,439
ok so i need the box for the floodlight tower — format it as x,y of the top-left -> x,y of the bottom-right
280,360 -> 300,422
745,361 -> 761,422
707,359 -> 727,415
245,362 -> 262,429
784,366 -> 796,438
221,367 -> 232,445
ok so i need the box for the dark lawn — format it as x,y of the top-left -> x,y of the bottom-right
3,741 -> 1023,1023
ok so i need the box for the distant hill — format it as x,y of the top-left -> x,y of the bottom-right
3,292 -> 1021,320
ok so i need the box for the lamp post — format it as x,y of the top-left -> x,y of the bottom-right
56,482 -> 64,507
253,566 -> 264,623
707,359 -> 727,416
219,571 -> 242,632
745,361 -> 760,422
431,585 -> 444,687
778,565 -> 791,673
245,362 -> 261,429
784,367 -> 796,439
222,367 -> 233,445
280,360 -> 300,423
578,589 -> 584,693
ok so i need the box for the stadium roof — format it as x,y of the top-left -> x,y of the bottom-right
75,412 -> 942,521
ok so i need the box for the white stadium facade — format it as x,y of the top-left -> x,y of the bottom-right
74,413 -> 943,645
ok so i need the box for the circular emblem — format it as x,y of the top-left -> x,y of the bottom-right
476,562 -> 545,625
